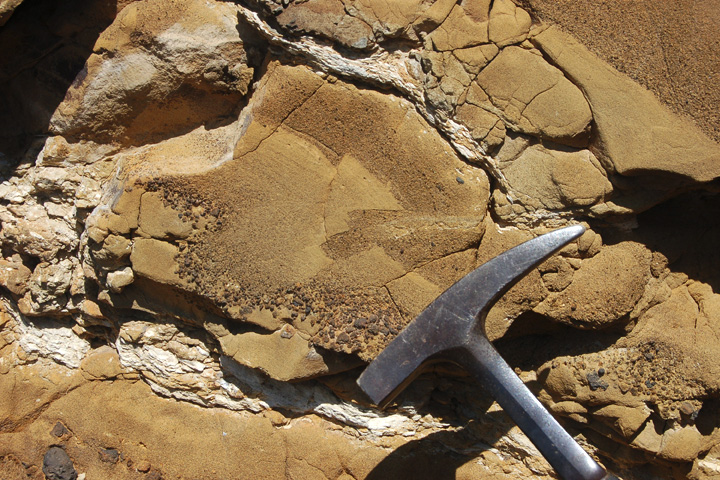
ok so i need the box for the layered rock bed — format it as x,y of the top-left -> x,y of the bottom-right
1,0 -> 719,478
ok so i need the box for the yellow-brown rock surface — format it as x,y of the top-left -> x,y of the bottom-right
1,0 -> 719,479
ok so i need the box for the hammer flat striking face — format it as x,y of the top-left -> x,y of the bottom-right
357,225 -> 615,480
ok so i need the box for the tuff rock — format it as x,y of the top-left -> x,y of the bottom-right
1,0 -> 719,479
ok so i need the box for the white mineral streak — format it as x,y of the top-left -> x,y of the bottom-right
501,425 -> 545,466
156,19 -> 240,65
112,317 -> 447,437
235,6 -> 509,189
698,458 -> 720,474
220,356 -> 445,436
6,300 -> 90,368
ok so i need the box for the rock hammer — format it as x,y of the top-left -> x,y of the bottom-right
357,225 -> 617,480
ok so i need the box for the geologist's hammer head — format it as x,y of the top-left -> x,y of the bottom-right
356,224 -> 585,408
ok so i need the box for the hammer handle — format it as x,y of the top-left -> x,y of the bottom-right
454,335 -> 609,480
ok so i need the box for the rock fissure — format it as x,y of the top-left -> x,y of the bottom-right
2,0 -> 720,478
236,4 -> 518,196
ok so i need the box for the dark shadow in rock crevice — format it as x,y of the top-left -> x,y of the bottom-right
0,0 -> 119,164
364,429 -> 481,480
603,189 -> 720,293
496,310 -> 628,372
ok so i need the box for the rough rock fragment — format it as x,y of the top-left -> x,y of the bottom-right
500,144 -> 613,210
535,242 -> 651,328
129,238 -> 184,288
49,0 -> 261,145
0,204 -> 78,262
219,329 -> 357,381
255,0 -> 459,48
0,255 -> 31,296
427,2 -> 491,51
625,281 -> 720,394
454,102 -> 506,152
385,271 -> 441,319
51,421 -> 70,438
106,267 -> 134,293
533,26 -> 720,183
277,0 -> 374,50
592,403 -> 651,438
452,43 -> 499,74
631,419 -> 663,454
100,235 -> 132,262
80,345 -> 126,379
42,447 -> 77,480
99,448 -> 120,464
343,0 -> 450,42
487,0 -> 531,47
23,259 -> 77,315
659,425 -> 709,462
473,46 -> 592,145
138,192 -> 193,239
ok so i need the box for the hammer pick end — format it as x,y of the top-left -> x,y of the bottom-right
357,225 -> 585,408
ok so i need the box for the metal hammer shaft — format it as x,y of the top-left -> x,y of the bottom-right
358,226 -> 618,479
451,335 -> 608,480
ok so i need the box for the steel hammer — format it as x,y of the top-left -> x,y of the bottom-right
357,225 -> 615,480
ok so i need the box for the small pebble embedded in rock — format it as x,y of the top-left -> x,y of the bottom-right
147,470 -> 163,480
354,317 -> 368,328
51,421 -> 70,437
99,447 -> 120,464
136,460 -> 152,473
43,446 -> 78,480
679,402 -> 695,417
586,371 -> 609,391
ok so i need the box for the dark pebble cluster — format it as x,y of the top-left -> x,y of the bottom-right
145,177 -> 225,236
140,178 -> 407,360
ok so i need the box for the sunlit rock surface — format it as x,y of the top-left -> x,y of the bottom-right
1,0 -> 719,478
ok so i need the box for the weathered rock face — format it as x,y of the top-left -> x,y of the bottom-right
49,0 -> 262,146
1,0 -> 720,479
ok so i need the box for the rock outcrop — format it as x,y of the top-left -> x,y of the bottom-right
1,0 -> 719,479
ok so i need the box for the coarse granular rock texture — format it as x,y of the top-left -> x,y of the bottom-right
1,0 -> 720,479
517,0 -> 720,144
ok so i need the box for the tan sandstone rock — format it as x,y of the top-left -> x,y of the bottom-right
219,327 -> 360,381
535,242 -> 651,328
137,192 -> 193,239
533,26 -> 720,183
427,2 -> 491,51
488,0 -> 531,47
103,60 -> 490,365
658,426 -> 709,463
49,0 -> 259,146
473,46 -> 592,146
277,0 -> 374,50
129,238 -> 184,288
0,255 -> 31,296
625,282 -> 720,394
500,144 -> 613,210
3,0 -> 720,478
591,404 -> 651,439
